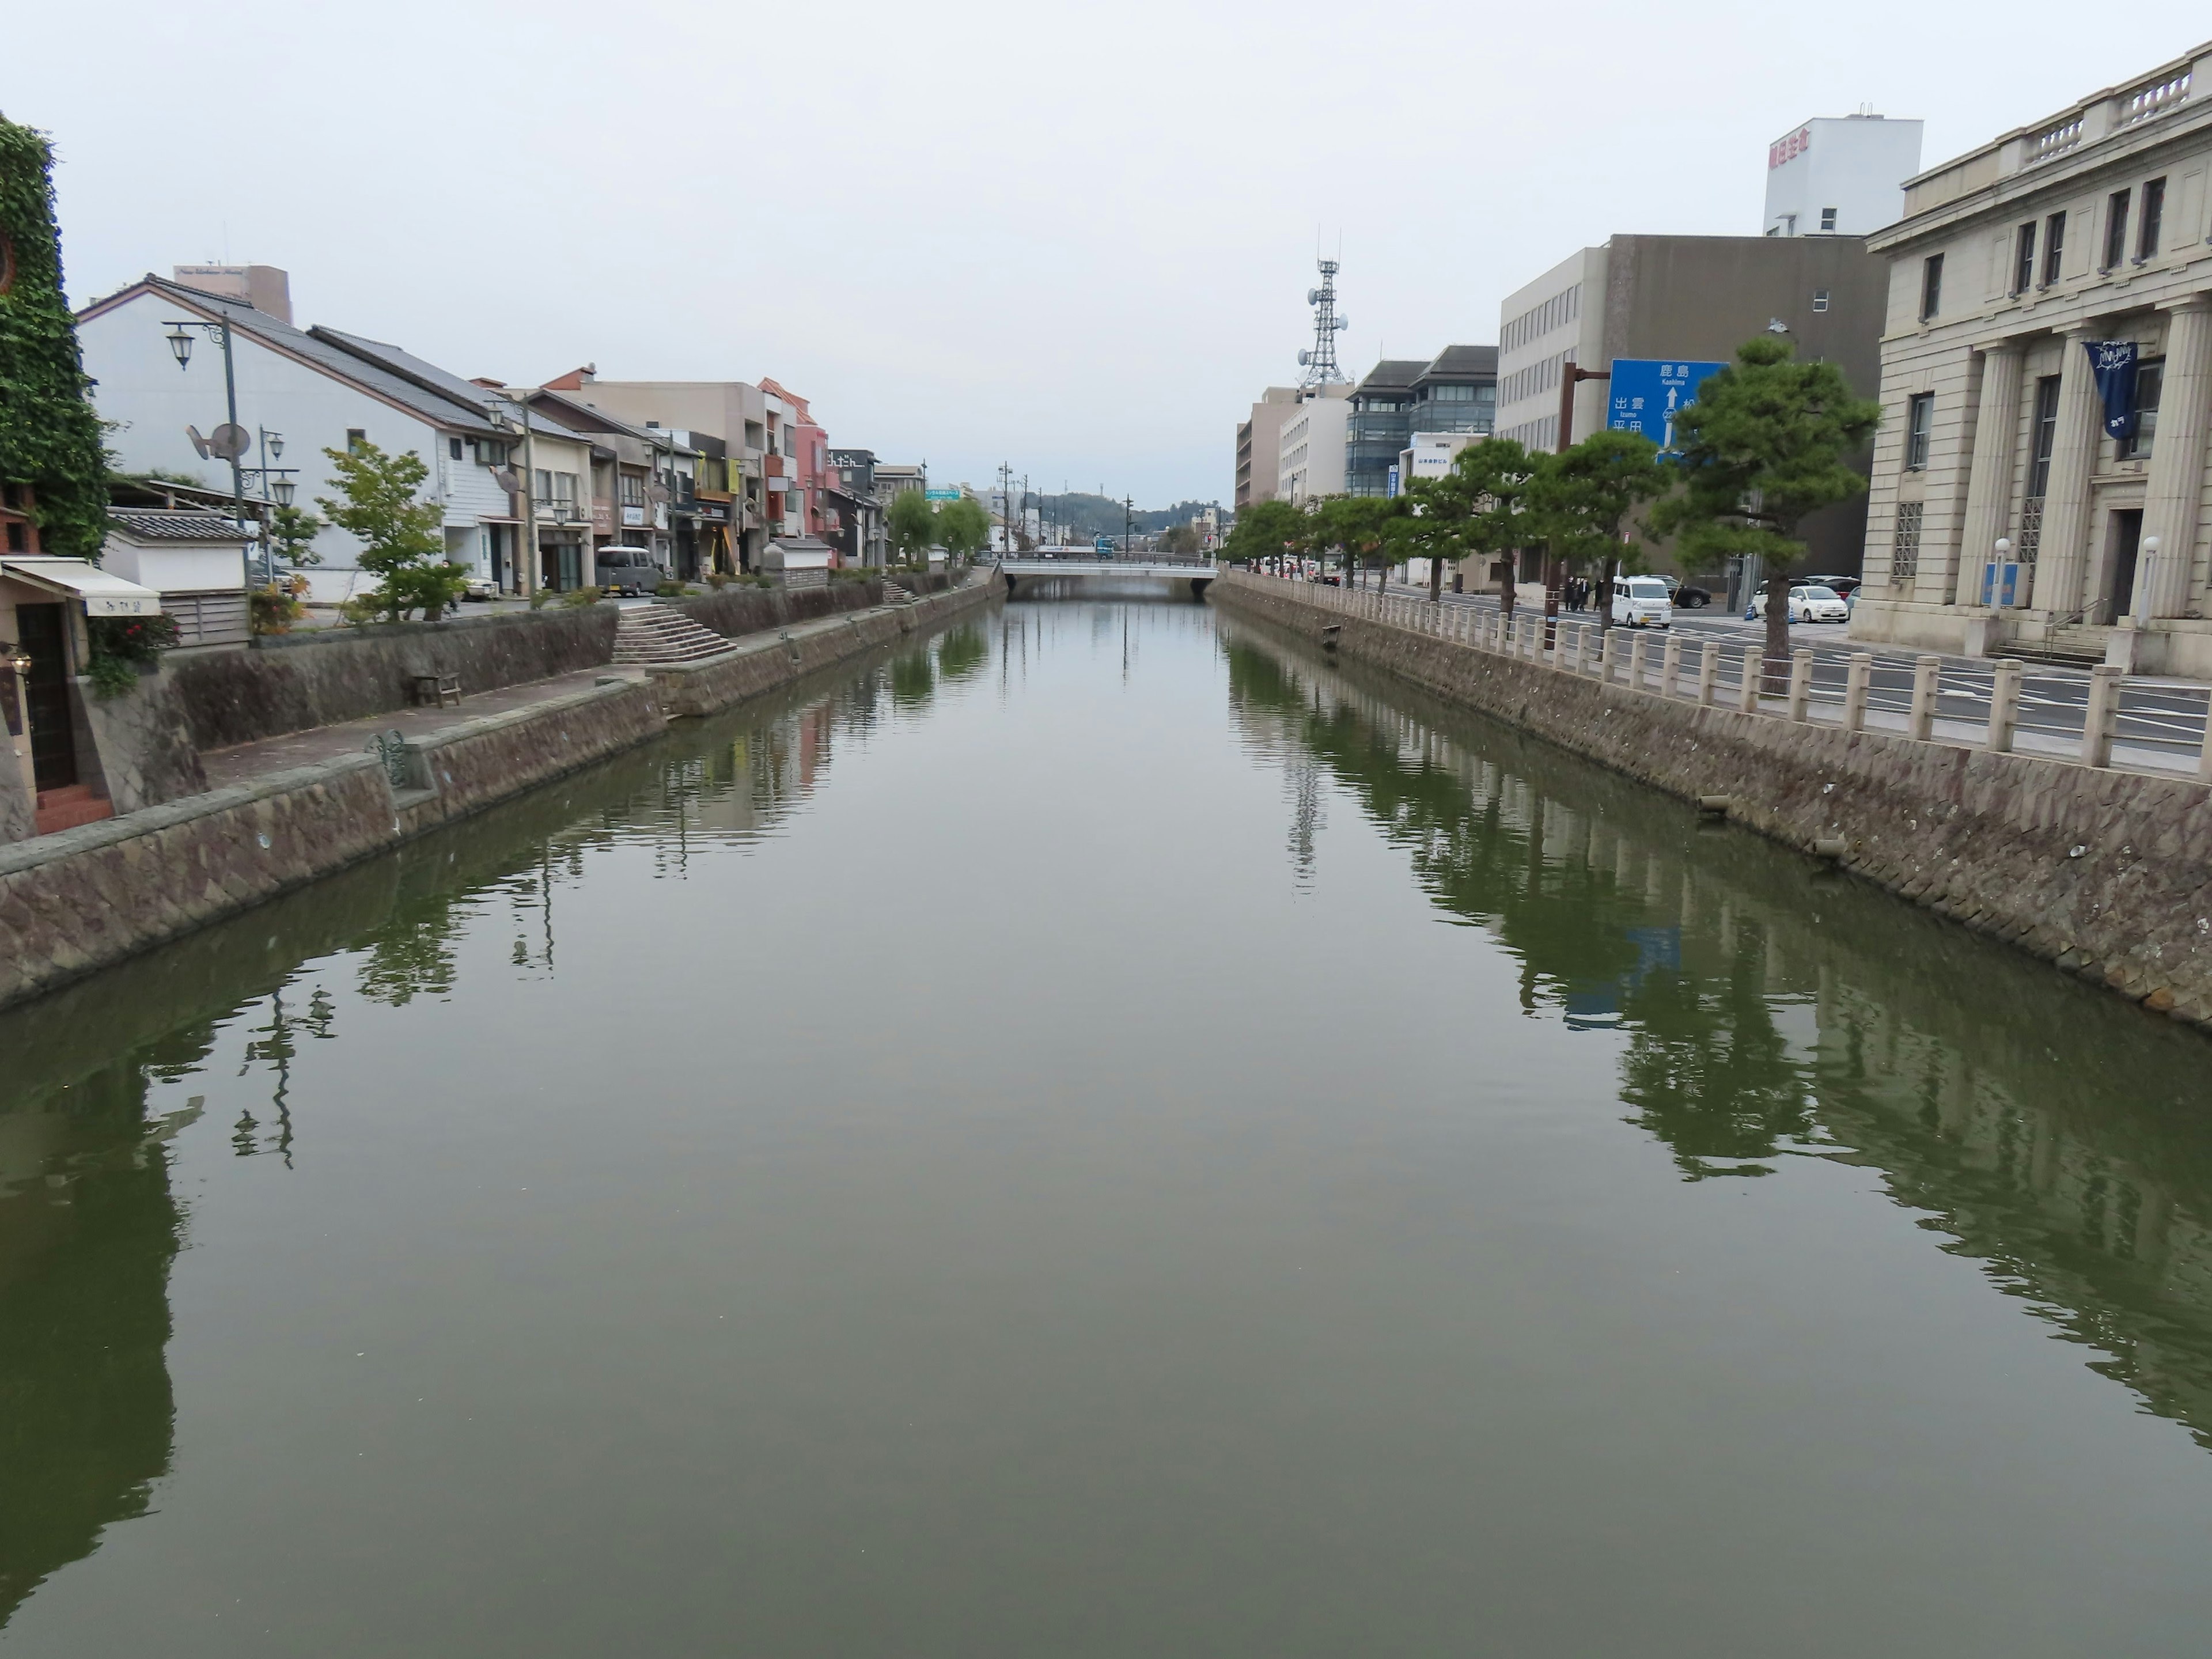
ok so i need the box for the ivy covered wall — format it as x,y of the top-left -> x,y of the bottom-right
0,115 -> 108,561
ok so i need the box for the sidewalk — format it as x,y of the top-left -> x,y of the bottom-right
200,666 -> 644,791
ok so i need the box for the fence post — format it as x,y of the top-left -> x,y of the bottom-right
2082,664 -> 2122,767
1842,652 -> 1872,733
1737,645 -> 1760,713
2198,688 -> 2212,782
1788,647 -> 1815,721
1573,622 -> 1591,676
1986,658 -> 2023,753
1661,634 -> 1683,699
1697,640 -> 1718,707
1908,654 -> 1941,741
1600,627 -> 1619,685
1629,632 -> 1650,692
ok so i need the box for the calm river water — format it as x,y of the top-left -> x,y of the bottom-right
6,592 -> 2212,1656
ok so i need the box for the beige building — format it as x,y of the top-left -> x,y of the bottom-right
1234,387 -> 1302,507
1851,41 -> 2212,675
1277,385 -> 1353,503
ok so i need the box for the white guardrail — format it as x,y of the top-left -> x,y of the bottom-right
1250,573 -> 2212,783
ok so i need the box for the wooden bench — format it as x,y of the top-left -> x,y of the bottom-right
411,673 -> 461,709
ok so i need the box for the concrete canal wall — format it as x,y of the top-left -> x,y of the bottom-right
0,577 -> 996,1011
1212,571 -> 2212,1031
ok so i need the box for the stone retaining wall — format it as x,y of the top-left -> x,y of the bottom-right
0,575 -> 1001,1012
1213,572 -> 2212,1031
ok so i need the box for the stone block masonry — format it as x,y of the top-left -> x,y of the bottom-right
0,574 -> 1000,1012
1212,573 -> 2212,1032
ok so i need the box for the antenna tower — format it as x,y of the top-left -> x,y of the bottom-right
1296,256 -> 1350,390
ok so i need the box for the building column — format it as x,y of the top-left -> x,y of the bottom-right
2029,325 -> 2104,619
2139,296 -> 2212,619
1953,342 -> 2024,605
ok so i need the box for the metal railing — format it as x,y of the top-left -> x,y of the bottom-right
1241,570 -> 2212,782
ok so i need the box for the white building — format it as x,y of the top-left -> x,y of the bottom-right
1763,114 -> 1925,239
1398,430 -> 1482,488
1277,387 -> 1353,502
1496,249 -> 1607,453
1849,40 -> 2212,676
76,272 -> 582,601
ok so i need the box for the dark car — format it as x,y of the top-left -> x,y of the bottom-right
1802,573 -> 1864,598
1672,584 -> 1713,609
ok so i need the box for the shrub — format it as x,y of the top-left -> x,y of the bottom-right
654,579 -> 687,598
249,577 -> 308,635
706,572 -> 732,590
84,612 -> 181,699
529,586 -> 555,610
559,585 -> 603,608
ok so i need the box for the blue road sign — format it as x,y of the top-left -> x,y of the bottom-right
1605,359 -> 1726,454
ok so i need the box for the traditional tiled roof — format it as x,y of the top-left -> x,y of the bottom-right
107,507 -> 251,543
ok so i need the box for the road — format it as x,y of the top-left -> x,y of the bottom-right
1344,579 -> 2212,768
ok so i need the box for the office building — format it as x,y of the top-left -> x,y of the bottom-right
1763,114 -> 1925,239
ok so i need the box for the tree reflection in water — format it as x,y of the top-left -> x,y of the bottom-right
1224,623 -> 2212,1449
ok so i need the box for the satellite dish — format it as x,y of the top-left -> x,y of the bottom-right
1298,350 -> 1312,366
1308,288 -> 1321,304
493,466 -> 521,494
206,422 -> 251,461
185,424 -> 213,460
645,480 -> 671,505
1335,315 -> 1350,331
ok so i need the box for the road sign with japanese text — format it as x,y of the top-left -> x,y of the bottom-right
1604,359 -> 1726,454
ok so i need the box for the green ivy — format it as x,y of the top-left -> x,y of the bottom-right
0,114 -> 109,562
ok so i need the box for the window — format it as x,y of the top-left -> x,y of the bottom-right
1905,392 -> 1934,469
1813,289 -> 1830,312
2026,374 -> 2062,499
2138,176 -> 2165,260
1820,206 -> 1838,232
346,429 -> 366,452
448,437 -> 464,461
2121,359 -> 2164,458
620,474 -> 645,507
1891,502 -> 1923,584
1920,253 -> 1944,320
2104,188 -> 2131,269
2013,222 -> 2037,294
2042,211 -> 2066,285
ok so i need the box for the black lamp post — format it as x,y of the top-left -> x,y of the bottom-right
164,315 -> 253,605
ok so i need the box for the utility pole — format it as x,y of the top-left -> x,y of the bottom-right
1551,362 -> 1613,642
1123,495 -> 1133,560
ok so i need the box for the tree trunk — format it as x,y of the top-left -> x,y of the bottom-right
1429,553 -> 1444,603
1498,551 -> 1517,619
1762,571 -> 1794,694
1597,556 -> 1618,632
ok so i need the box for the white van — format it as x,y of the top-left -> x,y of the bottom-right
1611,575 -> 1672,628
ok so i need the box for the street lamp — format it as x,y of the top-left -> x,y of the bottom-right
163,315 -> 252,607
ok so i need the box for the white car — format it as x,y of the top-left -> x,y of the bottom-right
1610,575 -> 1672,628
1752,584 -> 1851,624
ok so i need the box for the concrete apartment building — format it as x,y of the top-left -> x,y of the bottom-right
1849,40 -> 2212,677
1236,387 -> 1302,506
1277,386 -> 1353,503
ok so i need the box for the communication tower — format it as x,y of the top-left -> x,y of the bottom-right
1296,257 -> 1350,391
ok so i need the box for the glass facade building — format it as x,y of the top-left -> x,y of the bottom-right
1344,346 -> 1498,496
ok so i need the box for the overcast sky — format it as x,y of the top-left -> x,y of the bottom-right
8,1 -> 2210,505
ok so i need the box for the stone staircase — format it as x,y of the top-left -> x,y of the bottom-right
2003,624 -> 2108,671
879,578 -> 916,605
611,603 -> 735,666
34,783 -> 113,836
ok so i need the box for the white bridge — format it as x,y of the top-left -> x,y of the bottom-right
998,554 -> 1217,595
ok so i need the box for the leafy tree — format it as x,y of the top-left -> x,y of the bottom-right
1312,495 -> 1399,588
1221,498 -> 1305,570
886,488 -> 936,566
0,115 -> 110,560
1159,522 -> 1202,558
935,494 -> 992,562
1527,430 -> 1670,627
1412,438 -> 1541,612
316,440 -> 467,622
1649,337 -> 1881,687
268,502 -> 323,569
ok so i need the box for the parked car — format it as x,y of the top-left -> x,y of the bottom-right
1672,583 -> 1713,609
1801,573 -> 1864,598
461,574 -> 499,603
1751,584 -> 1851,624
1611,575 -> 1672,628
594,545 -> 663,596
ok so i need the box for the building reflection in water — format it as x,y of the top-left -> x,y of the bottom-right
1224,625 -> 2212,1452
0,625 -> 984,1631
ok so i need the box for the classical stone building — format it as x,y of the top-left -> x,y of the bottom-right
1851,41 -> 2212,673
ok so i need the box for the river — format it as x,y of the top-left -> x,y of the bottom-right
5,591 -> 2212,1656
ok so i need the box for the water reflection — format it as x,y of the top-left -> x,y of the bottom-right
0,627 -> 984,1624
1222,621 -> 2212,1448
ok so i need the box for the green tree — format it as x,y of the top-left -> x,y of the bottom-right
1527,430 -> 1671,628
0,115 -> 110,560
1313,495 -> 1400,588
268,502 -> 323,570
1413,438 -> 1541,613
1221,497 -> 1306,571
886,488 -> 936,567
1649,338 -> 1881,687
1160,522 -> 1202,558
316,440 -> 467,622
934,494 -> 992,562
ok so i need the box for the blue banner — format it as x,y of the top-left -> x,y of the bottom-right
2085,339 -> 2139,441
1605,359 -> 1726,454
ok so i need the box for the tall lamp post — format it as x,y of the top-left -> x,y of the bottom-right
164,315 -> 253,610
1555,362 -> 1613,638
241,427 -> 298,586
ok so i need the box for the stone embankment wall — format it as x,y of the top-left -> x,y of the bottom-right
0,575 -> 998,1011
1212,573 -> 2212,1031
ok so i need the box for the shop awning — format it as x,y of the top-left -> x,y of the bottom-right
1,556 -> 164,616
